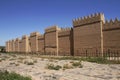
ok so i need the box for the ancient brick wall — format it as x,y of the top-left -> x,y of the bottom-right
103,19 -> 120,52
11,40 -> 15,52
38,35 -> 44,54
14,38 -> 20,52
8,40 -> 12,52
19,39 -> 22,52
21,35 -> 29,53
29,32 -> 40,53
58,28 -> 73,56
5,13 -> 120,56
73,13 -> 104,56
44,26 -> 60,55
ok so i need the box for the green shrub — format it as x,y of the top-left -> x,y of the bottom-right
72,61 -> 83,68
46,63 -> 62,70
24,61 -> 34,65
9,58 -> 16,61
33,60 -> 37,63
0,70 -> 32,80
27,62 -> 34,65
86,57 -> 107,64
58,56 -> 80,60
63,64 -> 73,69
9,62 -> 15,65
15,63 -> 20,66
1,58 -> 6,61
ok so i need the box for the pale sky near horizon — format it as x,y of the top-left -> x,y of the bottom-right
0,0 -> 120,46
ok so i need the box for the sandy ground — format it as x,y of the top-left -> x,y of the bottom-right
0,53 -> 120,80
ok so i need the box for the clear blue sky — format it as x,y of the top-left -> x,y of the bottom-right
0,0 -> 120,46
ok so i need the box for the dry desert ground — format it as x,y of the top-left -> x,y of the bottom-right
0,53 -> 120,80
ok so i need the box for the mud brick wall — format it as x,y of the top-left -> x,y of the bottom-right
44,26 -> 60,55
21,35 -> 29,53
58,28 -> 73,56
73,13 -> 104,56
5,13 -> 120,56
19,40 -> 22,52
29,32 -> 40,53
11,40 -> 15,52
14,38 -> 20,52
9,40 -> 12,52
103,19 -> 120,52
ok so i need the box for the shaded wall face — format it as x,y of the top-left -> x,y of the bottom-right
73,22 -> 102,56
14,40 -> 19,52
103,29 -> 120,51
58,36 -> 71,56
21,40 -> 24,52
14,41 -> 17,52
29,36 -> 38,52
45,31 -> 58,55
38,38 -> 44,53
9,41 -> 12,52
11,40 -> 15,52
19,40 -> 23,53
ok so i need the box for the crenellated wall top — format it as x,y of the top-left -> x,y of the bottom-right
73,13 -> 105,27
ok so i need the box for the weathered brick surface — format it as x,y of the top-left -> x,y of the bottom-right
44,26 -> 60,55
73,13 -> 104,56
58,28 -> 72,56
103,19 -> 120,52
14,38 -> 20,52
9,40 -> 12,52
19,39 -> 22,52
29,32 -> 40,52
21,35 -> 29,53
11,40 -> 15,52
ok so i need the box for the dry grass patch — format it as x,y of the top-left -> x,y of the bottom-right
63,63 -> 73,70
72,61 -> 83,68
46,63 -> 62,70
24,60 -> 34,65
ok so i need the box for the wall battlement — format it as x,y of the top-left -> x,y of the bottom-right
58,27 -> 71,37
15,38 -> 20,41
19,39 -> 22,43
103,18 -> 120,31
45,26 -> 60,33
38,35 -> 44,40
30,32 -> 40,37
22,35 -> 28,39
12,39 -> 15,42
73,13 -> 105,27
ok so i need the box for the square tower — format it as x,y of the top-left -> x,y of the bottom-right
14,38 -> 20,52
29,32 -> 40,53
45,26 -> 60,55
21,35 -> 29,53
73,13 -> 105,56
